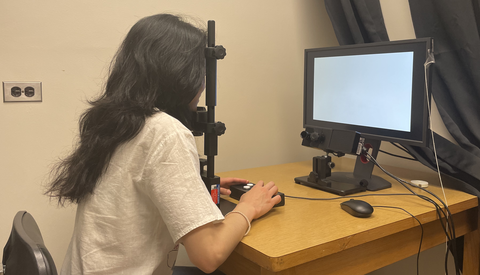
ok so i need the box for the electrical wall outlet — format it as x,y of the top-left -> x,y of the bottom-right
3,81 -> 42,102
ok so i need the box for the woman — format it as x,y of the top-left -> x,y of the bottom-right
47,13 -> 281,275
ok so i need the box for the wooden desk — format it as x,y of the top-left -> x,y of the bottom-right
217,158 -> 479,275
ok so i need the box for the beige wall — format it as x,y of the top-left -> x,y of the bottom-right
0,0 -> 455,274
0,0 -> 334,268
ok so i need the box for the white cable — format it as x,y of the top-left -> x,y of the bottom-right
424,53 -> 449,208
425,51 -> 452,273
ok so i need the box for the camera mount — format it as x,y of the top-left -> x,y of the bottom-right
192,20 -> 227,207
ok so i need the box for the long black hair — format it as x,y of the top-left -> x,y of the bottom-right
47,14 -> 206,205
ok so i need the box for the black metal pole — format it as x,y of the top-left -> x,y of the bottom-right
205,20 -> 217,180
201,20 -> 226,207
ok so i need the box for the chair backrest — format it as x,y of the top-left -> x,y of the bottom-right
2,211 -> 57,275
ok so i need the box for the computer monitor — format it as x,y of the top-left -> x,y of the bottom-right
295,38 -> 433,195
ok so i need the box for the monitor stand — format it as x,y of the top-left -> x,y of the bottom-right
294,139 -> 391,196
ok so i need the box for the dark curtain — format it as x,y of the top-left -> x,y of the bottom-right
324,0 -> 480,197
324,0 -> 480,271
406,0 -> 480,196
325,0 -> 389,44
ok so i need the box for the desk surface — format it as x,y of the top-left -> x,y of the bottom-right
217,158 -> 479,275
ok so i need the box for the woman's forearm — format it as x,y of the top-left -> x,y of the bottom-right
181,202 -> 255,273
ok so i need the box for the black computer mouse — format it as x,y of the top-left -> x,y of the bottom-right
340,199 -> 374,218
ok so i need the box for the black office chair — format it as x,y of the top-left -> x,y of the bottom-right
2,211 -> 57,275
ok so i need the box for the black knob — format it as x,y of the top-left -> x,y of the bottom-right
360,179 -> 369,187
205,46 -> 227,59
318,133 -> 326,144
213,46 -> 226,59
301,131 -> 310,140
214,122 -> 226,135
310,132 -> 320,141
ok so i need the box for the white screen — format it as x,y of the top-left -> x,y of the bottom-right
312,52 -> 414,132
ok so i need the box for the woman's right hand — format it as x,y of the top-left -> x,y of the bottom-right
182,180 -> 281,273
236,180 -> 282,220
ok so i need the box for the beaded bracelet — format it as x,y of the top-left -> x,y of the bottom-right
225,211 -> 251,236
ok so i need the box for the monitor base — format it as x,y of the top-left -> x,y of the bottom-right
294,174 -> 366,196
294,171 -> 391,196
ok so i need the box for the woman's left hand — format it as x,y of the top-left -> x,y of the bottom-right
220,177 -> 250,195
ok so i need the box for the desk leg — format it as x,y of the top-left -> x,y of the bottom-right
463,227 -> 480,274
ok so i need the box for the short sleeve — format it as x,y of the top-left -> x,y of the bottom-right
140,118 -> 224,244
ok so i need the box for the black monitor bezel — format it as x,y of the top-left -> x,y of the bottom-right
304,38 -> 432,147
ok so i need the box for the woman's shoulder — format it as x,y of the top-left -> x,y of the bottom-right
145,111 -> 192,138
148,111 -> 184,128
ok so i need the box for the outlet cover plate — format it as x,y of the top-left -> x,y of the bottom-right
3,81 -> 42,102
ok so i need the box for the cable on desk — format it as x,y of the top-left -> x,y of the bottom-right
363,150 -> 460,275
373,205 -> 424,275
285,193 -> 416,201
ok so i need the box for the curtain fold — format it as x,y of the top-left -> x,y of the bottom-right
325,0 -> 389,44
409,0 -> 480,155
405,0 -> 480,195
324,0 -> 480,196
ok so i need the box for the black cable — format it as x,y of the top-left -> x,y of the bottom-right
390,142 -> 410,153
374,161 -> 455,245
414,193 -> 458,275
366,153 -> 458,267
377,142 -> 419,161
284,193 -> 429,275
373,205 -> 424,275
286,149 -> 459,274
391,142 -> 419,160
285,193 -> 416,201
363,150 -> 460,275
379,149 -> 417,161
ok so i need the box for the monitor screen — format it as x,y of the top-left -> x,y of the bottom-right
295,38 -> 433,195
304,38 -> 432,146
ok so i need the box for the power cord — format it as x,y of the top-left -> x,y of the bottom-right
378,142 -> 418,161
285,193 -> 416,201
423,46 -> 458,275
285,148 -> 459,275
362,149 -> 460,275
285,193 -> 426,275
373,205 -> 424,275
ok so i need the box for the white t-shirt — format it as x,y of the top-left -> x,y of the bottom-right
61,112 -> 224,275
